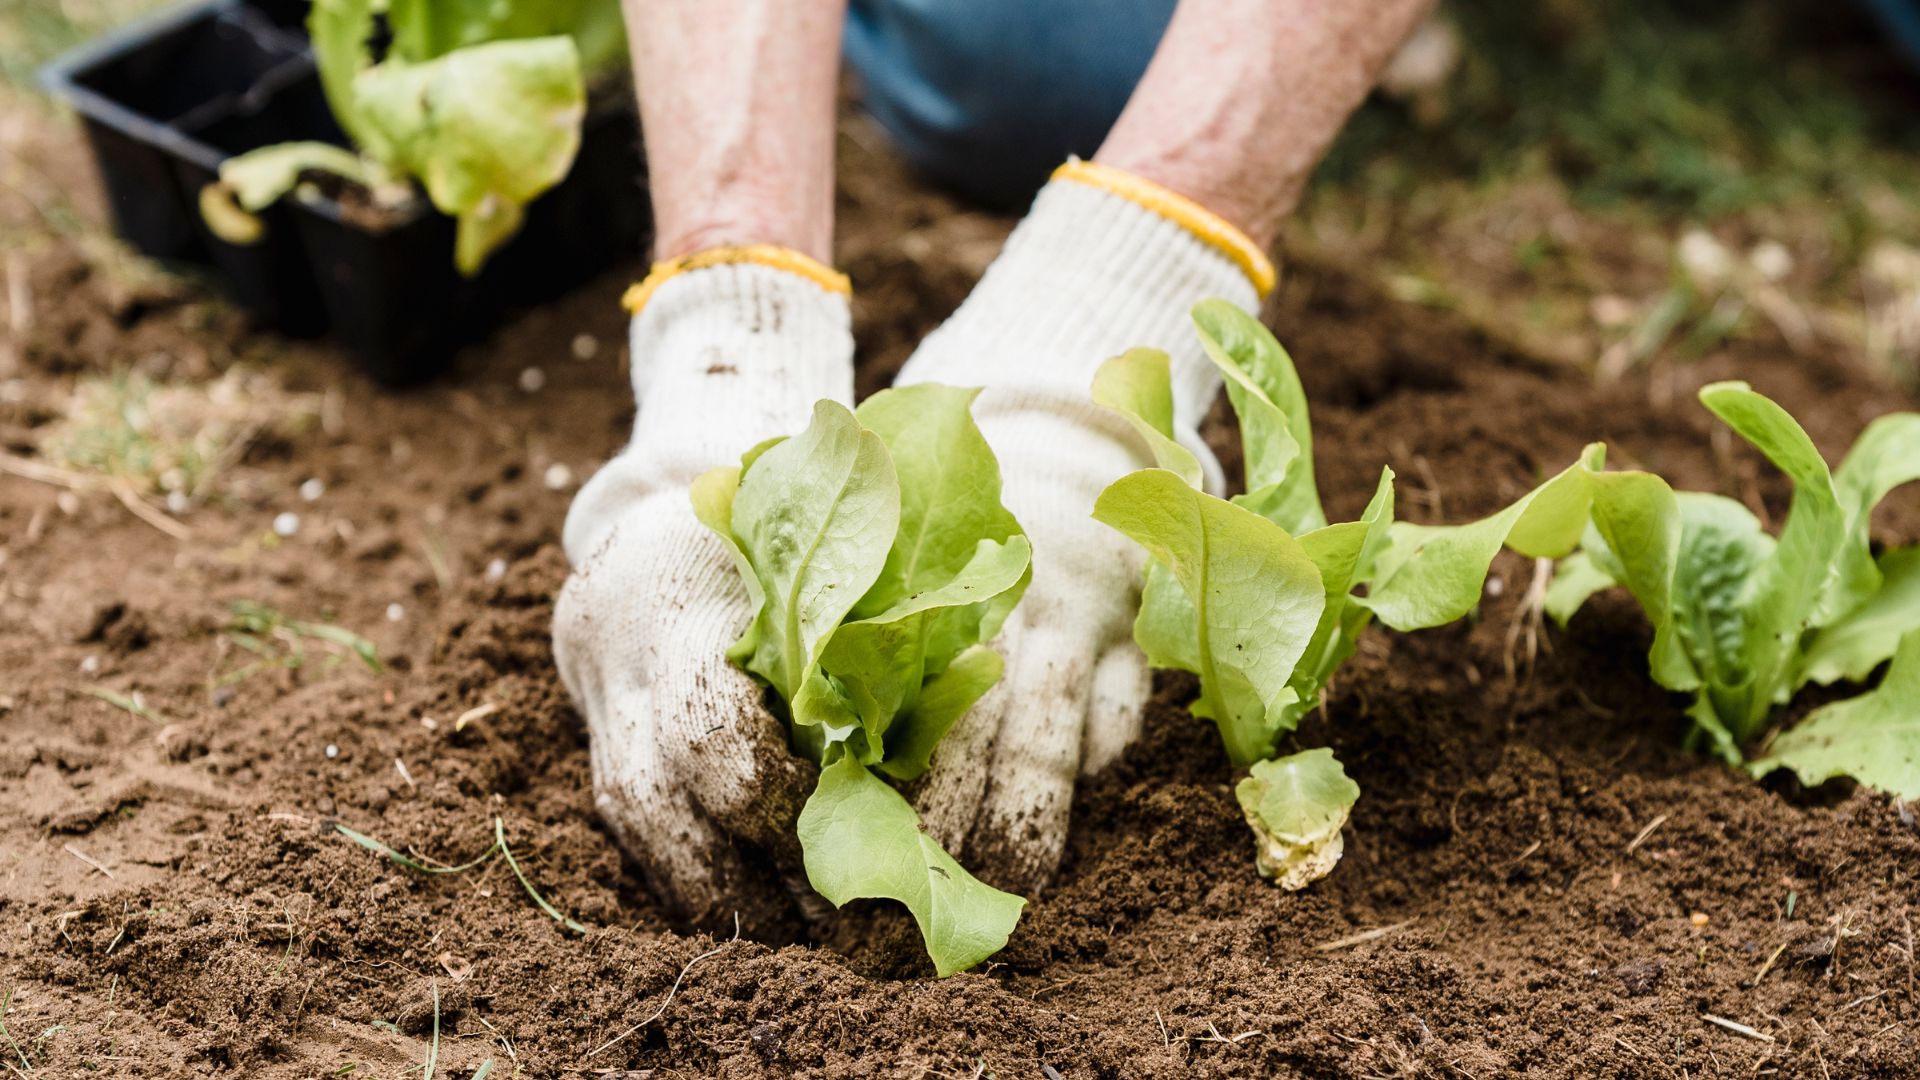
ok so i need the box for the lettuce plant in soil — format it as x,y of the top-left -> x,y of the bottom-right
693,386 -> 1031,977
1092,301 -> 1622,887
204,0 -> 626,274
1547,383 -> 1920,797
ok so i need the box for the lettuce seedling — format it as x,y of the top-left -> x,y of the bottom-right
1093,302 -> 1609,886
204,0 -> 626,274
693,385 -> 1031,976
1547,383 -> 1920,796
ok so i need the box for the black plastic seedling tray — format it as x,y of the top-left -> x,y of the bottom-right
40,0 -> 649,383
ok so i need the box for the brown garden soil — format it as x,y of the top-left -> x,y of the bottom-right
4,108 -> 1920,1079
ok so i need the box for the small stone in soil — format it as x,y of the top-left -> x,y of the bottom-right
324,744 -> 340,759
484,558 -> 507,581
1613,960 -> 1664,996
571,333 -> 599,361
518,366 -> 546,393
386,603 -> 405,622
273,511 -> 301,537
299,478 -> 325,502
543,463 -> 573,490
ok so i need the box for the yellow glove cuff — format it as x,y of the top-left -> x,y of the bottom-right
622,244 -> 851,315
1052,160 -> 1277,298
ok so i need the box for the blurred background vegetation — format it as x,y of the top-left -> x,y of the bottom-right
3,0 -> 1918,385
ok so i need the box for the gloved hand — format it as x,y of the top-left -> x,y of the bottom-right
554,250 -> 854,923
897,160 -> 1274,893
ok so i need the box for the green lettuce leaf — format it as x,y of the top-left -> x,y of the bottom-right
200,142 -> 374,245
1547,382 -> 1920,778
851,384 -> 1027,638
308,0 -> 377,149
798,536 -> 1030,756
219,0 -> 621,273
1359,445 -> 1606,631
1544,547 -> 1616,626
1750,631 -> 1920,798
696,387 -> 1033,976
1696,383 -> 1847,726
354,37 -> 588,275
876,644 -> 1004,783
1091,347 -> 1204,487
1192,301 -> 1327,535
799,754 -> 1025,977
725,401 -> 898,706
1093,469 -> 1327,767
384,0 -> 626,71
1798,547 -> 1920,686
1820,412 -> 1920,622
1283,468 -> 1397,730
1235,748 -> 1361,890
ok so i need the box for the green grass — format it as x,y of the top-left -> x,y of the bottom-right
1324,1 -> 1920,225
1300,0 -> 1920,384
334,817 -> 590,935
0,0 -> 170,89
222,601 -> 383,686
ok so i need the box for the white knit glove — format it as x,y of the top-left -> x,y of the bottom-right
554,253 -> 854,923
898,161 -> 1272,892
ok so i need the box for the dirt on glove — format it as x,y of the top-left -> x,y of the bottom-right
4,117 -> 1920,1079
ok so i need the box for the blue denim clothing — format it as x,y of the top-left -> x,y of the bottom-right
844,0 -> 1177,209
1862,0 -> 1920,67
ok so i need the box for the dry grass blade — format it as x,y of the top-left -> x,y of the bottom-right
82,686 -> 163,723
1752,941 -> 1791,987
588,914 -> 743,1060
454,703 -> 499,731
1701,1013 -> 1774,1042
1314,919 -> 1417,952
0,452 -> 191,541
423,981 -> 441,1080
62,843 -> 113,879
1626,814 -> 1670,853
110,480 -> 191,540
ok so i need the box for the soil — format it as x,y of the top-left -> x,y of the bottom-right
4,112 -> 1919,1079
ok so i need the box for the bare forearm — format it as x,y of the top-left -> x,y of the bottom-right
626,0 -> 847,261
1097,0 -> 1435,250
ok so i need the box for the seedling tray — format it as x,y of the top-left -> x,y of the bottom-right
40,0 -> 649,383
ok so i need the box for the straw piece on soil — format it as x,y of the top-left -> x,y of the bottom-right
587,914 -> 742,1060
1626,813 -> 1669,853
1701,1013 -> 1774,1042
1752,941 -> 1791,987
1313,919 -> 1416,952
62,844 -> 113,879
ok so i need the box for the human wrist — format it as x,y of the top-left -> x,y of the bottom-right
654,213 -> 834,265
